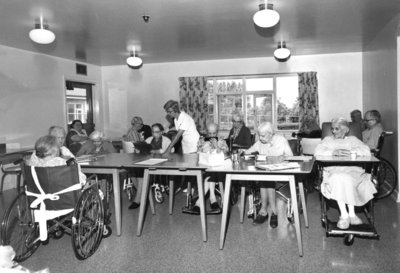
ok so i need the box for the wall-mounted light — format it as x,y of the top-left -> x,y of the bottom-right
253,1 -> 280,28
126,49 -> 143,68
29,16 -> 56,44
274,41 -> 291,61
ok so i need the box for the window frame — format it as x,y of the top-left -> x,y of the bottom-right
207,73 -> 298,134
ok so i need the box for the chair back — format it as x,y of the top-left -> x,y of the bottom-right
122,140 -> 135,153
321,122 -> 362,140
300,138 -> 321,155
288,139 -> 301,156
373,131 -> 392,158
22,163 -> 80,210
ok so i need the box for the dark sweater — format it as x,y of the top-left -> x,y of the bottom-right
227,126 -> 252,149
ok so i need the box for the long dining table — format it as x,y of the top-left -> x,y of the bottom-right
79,153 -> 208,241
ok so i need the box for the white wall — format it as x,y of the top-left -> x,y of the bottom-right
0,45 -> 102,191
362,15 -> 399,201
0,44 -> 102,148
101,52 -> 363,138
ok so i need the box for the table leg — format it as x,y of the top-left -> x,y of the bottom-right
240,186 -> 246,223
169,178 -> 174,215
298,182 -> 308,228
112,169 -> 121,236
289,175 -> 303,257
219,174 -> 232,250
149,185 -> 155,215
196,172 -> 207,242
137,169 -> 150,236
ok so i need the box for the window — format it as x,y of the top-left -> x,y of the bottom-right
207,74 -> 299,132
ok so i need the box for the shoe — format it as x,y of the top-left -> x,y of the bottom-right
270,213 -> 278,228
128,202 -> 140,209
192,206 -> 200,214
182,205 -> 200,215
337,216 -> 350,229
350,215 -> 363,225
253,213 -> 268,225
210,202 -> 220,210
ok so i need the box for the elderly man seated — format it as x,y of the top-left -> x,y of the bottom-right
187,122 -> 229,215
245,122 -> 293,228
76,131 -> 116,156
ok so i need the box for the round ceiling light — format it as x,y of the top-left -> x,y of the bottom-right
274,41 -> 291,61
253,3 -> 280,28
126,52 -> 143,68
29,17 -> 55,44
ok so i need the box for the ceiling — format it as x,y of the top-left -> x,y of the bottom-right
0,0 -> 399,66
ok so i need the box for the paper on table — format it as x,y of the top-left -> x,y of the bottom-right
134,158 -> 168,165
255,162 -> 300,171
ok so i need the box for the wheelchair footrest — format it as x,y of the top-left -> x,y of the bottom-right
181,206 -> 222,215
326,221 -> 379,238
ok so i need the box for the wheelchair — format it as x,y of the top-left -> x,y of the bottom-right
1,162 -> 106,262
316,125 -> 395,246
371,131 -> 397,199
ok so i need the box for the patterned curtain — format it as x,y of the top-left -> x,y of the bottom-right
298,72 -> 319,131
179,76 -> 209,133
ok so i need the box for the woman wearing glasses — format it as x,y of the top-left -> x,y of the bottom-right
227,112 -> 252,150
362,110 -> 383,149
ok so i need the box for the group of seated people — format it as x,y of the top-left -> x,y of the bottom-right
26,102 -> 384,231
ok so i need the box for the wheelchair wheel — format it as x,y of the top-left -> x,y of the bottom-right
72,186 -> 104,260
1,192 -> 40,262
375,158 -> 397,199
154,188 -> 164,204
126,186 -> 137,201
344,234 -> 355,246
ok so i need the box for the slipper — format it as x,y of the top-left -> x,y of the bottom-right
337,216 -> 350,229
350,215 -> 363,225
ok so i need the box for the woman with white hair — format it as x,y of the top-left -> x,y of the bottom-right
315,117 -> 376,229
245,122 -> 293,228
28,135 -> 86,185
76,131 -> 116,156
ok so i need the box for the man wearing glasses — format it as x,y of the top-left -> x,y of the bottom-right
163,100 -> 200,154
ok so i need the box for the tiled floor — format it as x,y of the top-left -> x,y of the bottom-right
1,187 -> 400,273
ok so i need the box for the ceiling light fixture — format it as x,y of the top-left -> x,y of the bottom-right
29,16 -> 56,44
126,49 -> 143,68
253,1 -> 280,28
274,41 -> 291,61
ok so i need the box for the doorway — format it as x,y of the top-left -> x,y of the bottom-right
65,80 -> 95,135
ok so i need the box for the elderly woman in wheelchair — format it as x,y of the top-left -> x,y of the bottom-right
1,135 -> 106,261
315,117 -> 377,229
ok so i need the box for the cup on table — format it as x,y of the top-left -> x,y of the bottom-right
350,151 -> 357,159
